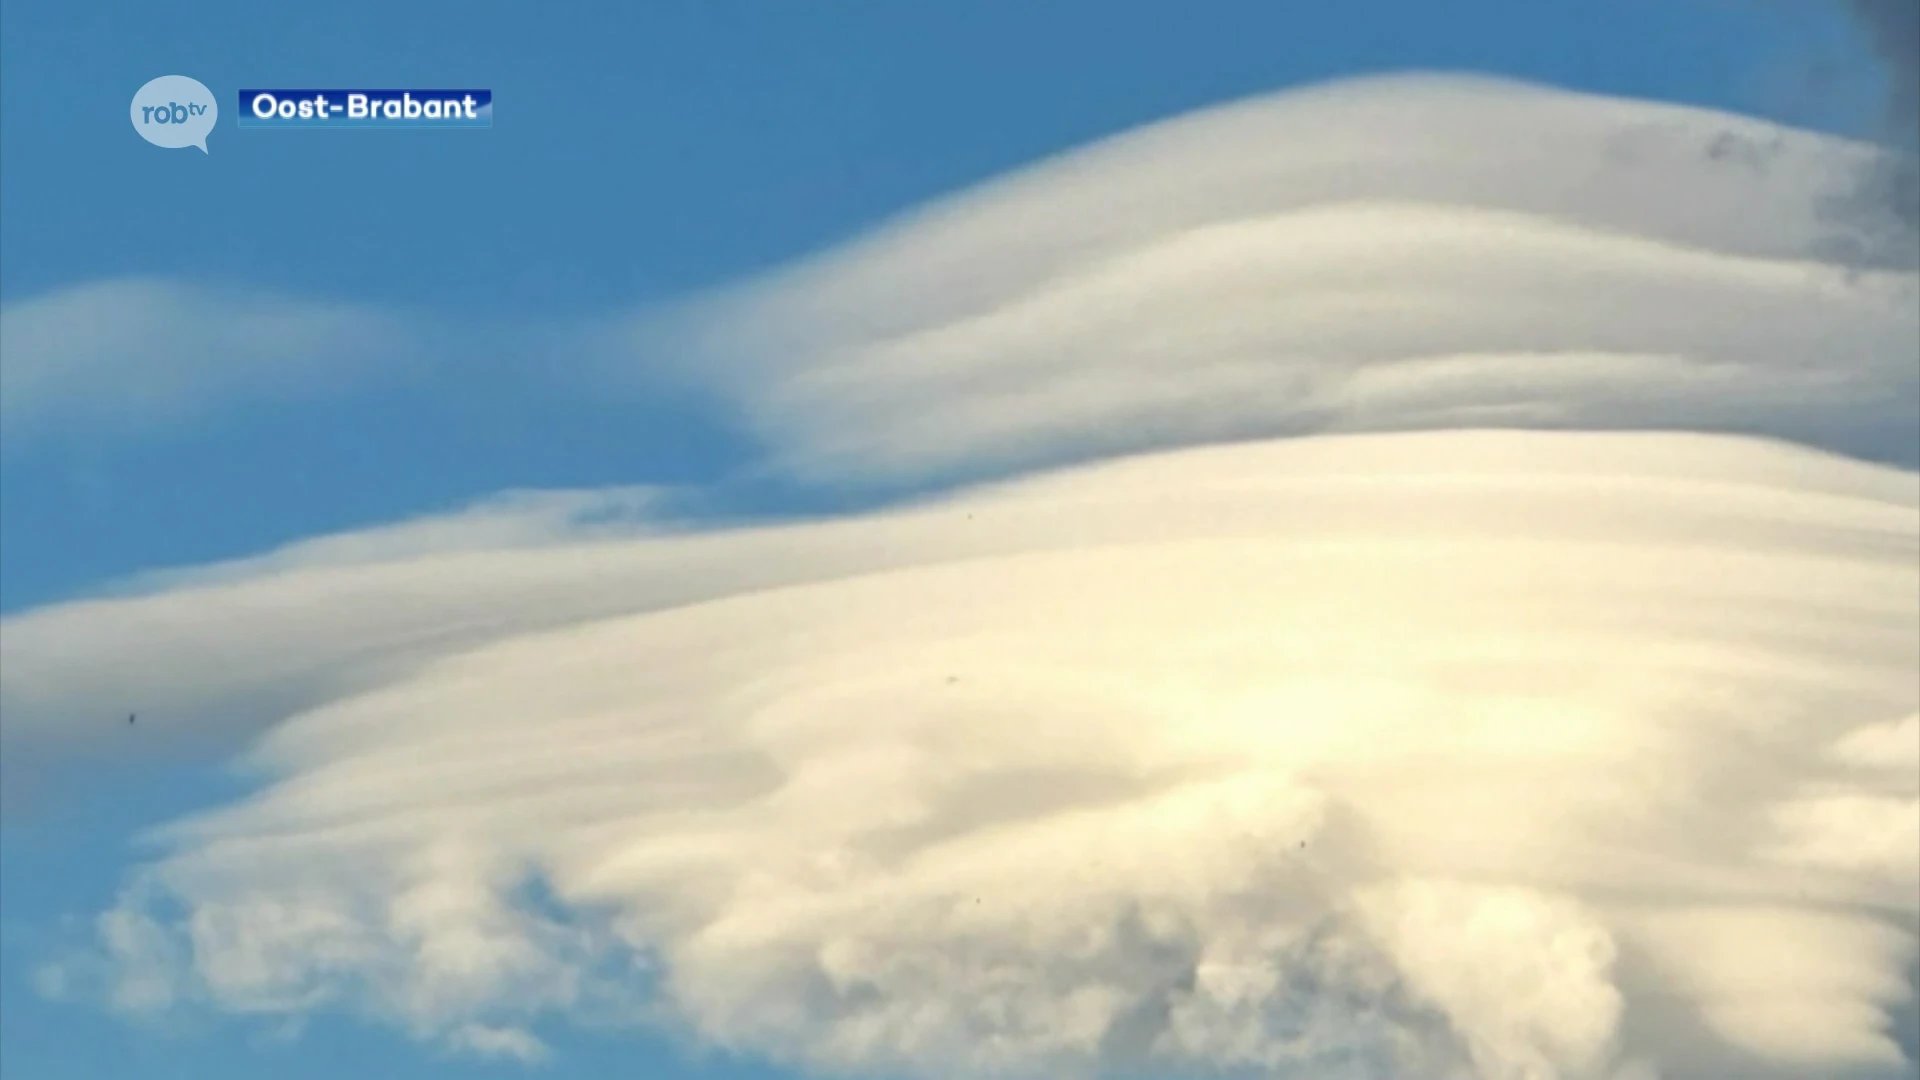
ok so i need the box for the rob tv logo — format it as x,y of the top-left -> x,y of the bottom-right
130,75 -> 218,152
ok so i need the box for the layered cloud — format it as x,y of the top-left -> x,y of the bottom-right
12,430 -> 1919,1079
602,73 -> 1919,485
7,79 -> 1915,475
5,73 -> 1919,1080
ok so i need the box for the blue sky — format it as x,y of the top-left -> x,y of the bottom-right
0,2 -> 1909,1079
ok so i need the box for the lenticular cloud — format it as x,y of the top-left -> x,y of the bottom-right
16,433 -> 1918,1080
616,73 -> 1918,485
5,73 -> 1919,1080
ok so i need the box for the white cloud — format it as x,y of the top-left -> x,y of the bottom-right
6,73 -> 1919,1080
119,486 -> 667,592
0,277 -> 429,447
603,73 -> 1919,484
10,429 -> 1918,1078
1831,713 -> 1920,776
446,1023 -> 550,1065
8,77 -> 1914,473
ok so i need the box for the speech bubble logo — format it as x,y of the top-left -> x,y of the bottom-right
130,75 -> 218,153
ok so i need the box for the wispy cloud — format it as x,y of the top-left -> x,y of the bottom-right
1845,0 -> 1919,144
446,1023 -> 551,1065
0,277 -> 433,448
1832,0 -> 1920,267
5,74 -> 1918,1080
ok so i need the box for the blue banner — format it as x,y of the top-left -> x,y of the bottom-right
236,89 -> 493,128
